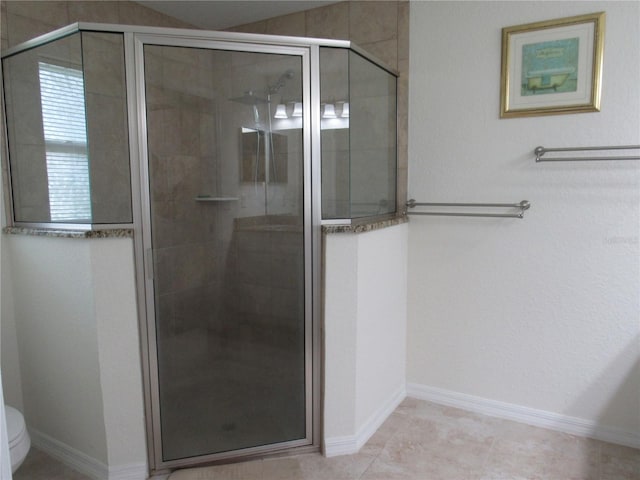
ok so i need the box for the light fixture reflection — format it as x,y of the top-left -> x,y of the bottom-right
338,101 -> 350,118
274,103 -> 288,118
292,102 -> 303,117
323,103 -> 337,118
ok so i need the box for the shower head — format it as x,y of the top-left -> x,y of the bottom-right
268,69 -> 295,94
229,90 -> 269,105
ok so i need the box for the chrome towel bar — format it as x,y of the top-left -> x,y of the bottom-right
535,145 -> 640,162
406,200 -> 531,219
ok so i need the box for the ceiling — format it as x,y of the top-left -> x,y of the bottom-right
136,0 -> 339,30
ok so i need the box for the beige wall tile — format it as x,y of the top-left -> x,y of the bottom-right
226,20 -> 267,34
67,1 -> 119,24
5,1 -> 68,28
2,1 -> 194,46
1,1 -> 9,50
396,166 -> 407,212
396,58 -> 409,170
305,2 -> 349,40
360,38 -> 398,71
82,32 -> 126,97
349,1 -> 397,45
89,149 -> 132,223
396,59 -> 408,208
397,0 -> 410,62
225,2 -> 408,221
12,143 -> 49,221
117,1 -> 192,28
6,12 -> 58,46
3,0 -> 409,222
266,11 -> 305,37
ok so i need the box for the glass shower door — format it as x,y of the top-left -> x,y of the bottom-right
141,42 -> 310,465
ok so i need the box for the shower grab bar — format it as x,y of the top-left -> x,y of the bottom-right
534,145 -> 640,162
406,200 -> 530,219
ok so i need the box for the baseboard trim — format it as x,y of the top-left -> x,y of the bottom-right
30,429 -> 147,480
324,384 -> 406,457
30,429 -> 108,479
407,383 -> 640,449
108,462 -> 148,480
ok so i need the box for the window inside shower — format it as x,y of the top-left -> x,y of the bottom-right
38,61 -> 91,222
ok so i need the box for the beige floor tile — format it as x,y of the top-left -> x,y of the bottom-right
14,447 -> 92,480
480,449 -> 600,480
295,452 -> 377,480
14,399 -> 640,480
169,458 -> 266,480
169,453 -> 376,480
360,412 -> 411,457
361,452 -> 482,480
601,442 -> 640,480
362,415 -> 492,480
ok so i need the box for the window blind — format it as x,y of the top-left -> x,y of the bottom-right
38,62 -> 92,222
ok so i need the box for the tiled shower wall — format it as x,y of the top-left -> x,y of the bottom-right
227,1 -> 410,212
0,0 -> 196,219
1,0 -> 409,216
0,1 -> 194,50
144,46 -> 221,337
2,30 -> 131,224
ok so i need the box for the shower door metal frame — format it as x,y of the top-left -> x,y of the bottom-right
131,32 -> 320,473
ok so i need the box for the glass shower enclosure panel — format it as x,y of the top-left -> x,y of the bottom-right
142,43 -> 307,463
319,48 -> 397,220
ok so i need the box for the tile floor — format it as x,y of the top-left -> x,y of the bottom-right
15,398 -> 640,480
14,447 -> 91,480
169,398 -> 639,480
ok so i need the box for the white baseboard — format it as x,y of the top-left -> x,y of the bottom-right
407,383 -> 640,449
324,384 -> 406,457
30,429 -> 108,480
108,462 -> 148,480
30,429 -> 147,480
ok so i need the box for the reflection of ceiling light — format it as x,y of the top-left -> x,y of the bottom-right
274,103 -> 288,118
338,101 -> 349,118
291,102 -> 303,117
323,103 -> 337,118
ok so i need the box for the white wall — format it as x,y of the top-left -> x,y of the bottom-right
0,182 -> 23,412
6,235 -> 147,478
324,233 -> 358,441
0,243 -> 22,411
91,239 -> 147,476
8,235 -> 108,463
407,1 -> 639,445
324,223 -> 408,455
355,225 -> 407,429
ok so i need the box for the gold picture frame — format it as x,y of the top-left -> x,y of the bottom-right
500,12 -> 605,118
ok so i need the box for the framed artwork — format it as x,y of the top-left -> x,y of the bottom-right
500,12 -> 605,118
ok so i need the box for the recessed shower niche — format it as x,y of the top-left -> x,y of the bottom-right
1,23 -> 398,473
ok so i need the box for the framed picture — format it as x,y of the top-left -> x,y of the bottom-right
500,12 -> 605,118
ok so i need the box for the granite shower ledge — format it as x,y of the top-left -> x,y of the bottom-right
3,226 -> 134,239
322,214 -> 408,234
3,216 -> 408,237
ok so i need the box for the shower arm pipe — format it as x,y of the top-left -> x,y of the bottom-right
406,200 -> 531,219
534,145 -> 640,162
266,93 -> 278,183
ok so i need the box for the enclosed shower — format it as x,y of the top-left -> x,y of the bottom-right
1,23 -> 397,473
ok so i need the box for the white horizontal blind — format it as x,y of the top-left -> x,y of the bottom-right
38,62 -> 92,222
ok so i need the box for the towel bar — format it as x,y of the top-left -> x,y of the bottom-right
406,200 -> 530,219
